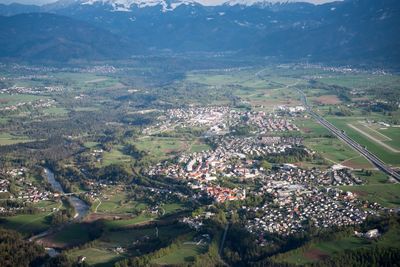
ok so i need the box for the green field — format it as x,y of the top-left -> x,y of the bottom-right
104,214 -> 156,229
68,247 -> 123,267
298,118 -> 331,137
52,223 -> 91,245
43,107 -> 68,116
338,170 -> 400,207
0,93 -> 43,107
327,117 -> 400,166
97,192 -> 147,214
318,74 -> 400,92
275,222 -> 400,265
152,243 -> 206,265
100,146 -> 132,166
65,224 -> 191,266
305,137 -> 371,168
0,212 -> 50,236
0,133 -> 32,146
135,136 -> 189,161
340,184 -> 400,208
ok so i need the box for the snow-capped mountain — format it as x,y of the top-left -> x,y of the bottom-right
80,0 -> 197,12
0,0 -> 399,64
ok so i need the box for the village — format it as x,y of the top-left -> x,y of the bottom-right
144,105 -> 387,241
0,168 -> 54,214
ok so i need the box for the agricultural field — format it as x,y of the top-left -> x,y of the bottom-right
134,136 -> 210,162
103,214 -> 156,230
151,243 -> 207,266
0,212 -> 51,236
65,224 -> 192,266
317,73 -> 400,92
0,133 -> 32,146
327,117 -> 400,166
67,247 -> 123,267
338,170 -> 400,208
95,190 -> 147,214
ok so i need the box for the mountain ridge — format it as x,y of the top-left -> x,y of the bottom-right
0,0 -> 398,65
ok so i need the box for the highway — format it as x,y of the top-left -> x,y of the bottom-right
296,88 -> 400,181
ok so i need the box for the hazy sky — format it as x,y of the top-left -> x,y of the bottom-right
0,0 -> 339,6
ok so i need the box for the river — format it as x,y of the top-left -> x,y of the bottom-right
44,168 -> 89,220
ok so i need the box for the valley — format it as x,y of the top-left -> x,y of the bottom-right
0,60 -> 399,266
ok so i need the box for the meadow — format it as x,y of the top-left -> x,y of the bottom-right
327,117 -> 400,166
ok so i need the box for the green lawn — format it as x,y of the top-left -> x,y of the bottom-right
298,118 -> 331,137
135,136 -> 188,161
104,214 -> 156,229
100,146 -> 132,166
97,193 -> 147,214
67,247 -> 123,267
0,213 -> 50,236
152,243 -> 207,265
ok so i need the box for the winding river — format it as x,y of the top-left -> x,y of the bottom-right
44,168 -> 89,220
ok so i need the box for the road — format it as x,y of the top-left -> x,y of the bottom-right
296,88 -> 400,181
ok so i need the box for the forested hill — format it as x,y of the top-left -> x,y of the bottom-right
0,0 -> 399,65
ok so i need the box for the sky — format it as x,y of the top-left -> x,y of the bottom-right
0,0 -> 339,6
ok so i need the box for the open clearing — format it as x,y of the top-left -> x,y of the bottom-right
327,117 -> 400,166
274,222 -> 400,265
314,95 -> 342,105
347,123 -> 400,153
152,243 -> 207,266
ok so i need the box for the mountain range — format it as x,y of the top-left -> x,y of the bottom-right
0,0 -> 399,65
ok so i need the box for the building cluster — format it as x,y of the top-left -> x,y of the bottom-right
275,105 -> 306,116
244,166 -> 380,240
210,136 -> 304,158
0,86 -> 64,95
145,106 -> 299,136
0,98 -> 56,112
229,110 -> 299,133
0,168 -> 53,214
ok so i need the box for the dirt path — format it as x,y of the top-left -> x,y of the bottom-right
347,123 -> 400,153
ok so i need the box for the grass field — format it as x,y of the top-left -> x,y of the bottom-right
305,137 -> 371,168
42,107 -> 68,116
68,247 -> 123,267
275,222 -> 400,265
0,212 -> 50,236
104,214 -> 156,229
340,184 -> 400,208
338,170 -> 400,207
298,118 -> 331,137
100,146 -> 132,166
65,224 -> 191,266
0,133 -> 32,146
318,74 -> 400,92
152,243 -> 207,265
327,117 -> 400,166
135,136 -> 190,161
299,118 -> 372,169
97,191 -> 147,214
0,93 -> 43,107
51,223 -> 92,245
